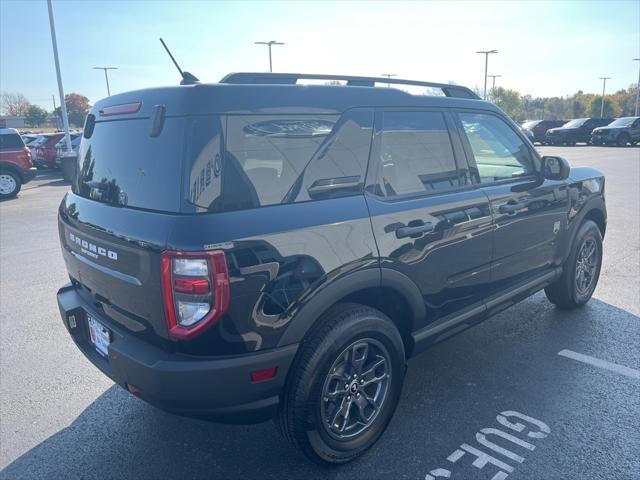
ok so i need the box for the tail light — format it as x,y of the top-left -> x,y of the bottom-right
22,147 -> 33,166
160,250 -> 230,340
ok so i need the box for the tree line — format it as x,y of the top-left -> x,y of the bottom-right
2,84 -> 638,128
1,92 -> 91,128
489,84 -> 638,122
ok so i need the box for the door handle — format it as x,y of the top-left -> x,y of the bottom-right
499,202 -> 527,214
395,222 -> 434,239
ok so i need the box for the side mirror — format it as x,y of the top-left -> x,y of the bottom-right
541,156 -> 570,180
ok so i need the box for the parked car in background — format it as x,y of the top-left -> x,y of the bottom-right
521,119 -> 566,144
34,132 -> 64,168
545,118 -> 612,146
21,134 -> 40,146
55,133 -> 81,160
0,128 -> 37,198
591,117 -> 640,146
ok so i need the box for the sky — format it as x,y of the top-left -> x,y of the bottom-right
1,0 -> 638,110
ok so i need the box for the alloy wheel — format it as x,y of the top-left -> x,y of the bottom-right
320,338 -> 391,440
575,238 -> 598,295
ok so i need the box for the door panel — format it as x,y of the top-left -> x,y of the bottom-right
454,110 -> 570,297
367,192 -> 493,323
366,109 -> 493,326
481,180 -> 570,294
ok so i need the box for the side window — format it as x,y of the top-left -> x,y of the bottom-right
458,112 -> 534,184
633,119 -> 640,128
286,109 -> 373,203
377,111 -> 462,197
222,114 -> 339,211
0,134 -> 24,149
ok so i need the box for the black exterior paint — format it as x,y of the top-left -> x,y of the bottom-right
57,79 -> 607,420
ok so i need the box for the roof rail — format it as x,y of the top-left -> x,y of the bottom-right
219,72 -> 480,100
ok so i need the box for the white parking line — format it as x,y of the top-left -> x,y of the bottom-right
558,349 -> 640,380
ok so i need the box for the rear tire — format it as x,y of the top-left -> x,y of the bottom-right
0,171 -> 21,199
616,134 -> 630,147
545,220 -> 602,309
278,303 -> 405,465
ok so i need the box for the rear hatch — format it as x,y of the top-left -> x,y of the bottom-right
59,90 -> 192,346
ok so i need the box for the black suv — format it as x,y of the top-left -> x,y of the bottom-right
591,116 -> 640,146
545,117 -> 612,145
57,73 -> 606,465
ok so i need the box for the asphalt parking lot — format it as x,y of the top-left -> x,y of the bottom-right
1,146 -> 638,479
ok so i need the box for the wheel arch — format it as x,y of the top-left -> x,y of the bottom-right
277,267 -> 425,357
0,162 -> 23,182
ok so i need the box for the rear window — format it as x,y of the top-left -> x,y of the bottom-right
0,133 -> 25,149
74,118 -> 186,212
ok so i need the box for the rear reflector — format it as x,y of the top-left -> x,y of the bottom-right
251,367 -> 278,383
99,102 -> 142,117
127,384 -> 141,396
173,277 -> 210,295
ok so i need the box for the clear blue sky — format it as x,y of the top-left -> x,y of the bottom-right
1,0 -> 638,110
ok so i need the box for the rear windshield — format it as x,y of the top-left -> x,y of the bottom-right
74,118 -> 185,212
0,133 -> 25,149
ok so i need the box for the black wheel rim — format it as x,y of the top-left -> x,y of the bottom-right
575,238 -> 598,295
320,338 -> 391,440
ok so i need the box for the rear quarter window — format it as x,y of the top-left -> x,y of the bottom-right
187,110 -> 373,213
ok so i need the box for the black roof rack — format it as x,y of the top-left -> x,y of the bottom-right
219,72 -> 480,100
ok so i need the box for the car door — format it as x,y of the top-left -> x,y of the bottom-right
630,118 -> 640,142
453,111 -> 570,303
365,109 -> 493,328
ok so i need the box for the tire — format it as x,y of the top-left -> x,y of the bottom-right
279,303 -> 405,465
0,171 -> 22,199
545,220 -> 602,309
616,133 -> 630,147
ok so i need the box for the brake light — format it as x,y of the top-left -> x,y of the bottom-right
160,250 -> 230,340
99,102 -> 142,117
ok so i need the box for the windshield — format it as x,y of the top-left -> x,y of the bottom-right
607,117 -> 637,127
561,118 -> 587,128
521,121 -> 540,129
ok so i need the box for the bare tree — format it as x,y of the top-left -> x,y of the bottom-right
1,92 -> 31,116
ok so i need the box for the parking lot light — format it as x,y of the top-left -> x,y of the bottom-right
476,50 -> 498,100
93,66 -> 118,96
633,59 -> 639,116
598,76 -> 610,118
46,0 -> 72,153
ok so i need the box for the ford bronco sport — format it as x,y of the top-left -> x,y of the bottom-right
57,73 -> 606,465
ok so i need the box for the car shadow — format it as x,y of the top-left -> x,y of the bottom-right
2,295 -> 638,479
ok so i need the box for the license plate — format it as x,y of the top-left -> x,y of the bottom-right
87,315 -> 110,357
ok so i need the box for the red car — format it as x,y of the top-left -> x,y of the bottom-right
0,128 -> 37,198
34,132 -> 64,168
521,120 -> 567,144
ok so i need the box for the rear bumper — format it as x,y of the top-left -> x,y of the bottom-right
57,284 -> 298,423
21,167 -> 37,183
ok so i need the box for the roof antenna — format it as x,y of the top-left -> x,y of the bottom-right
159,38 -> 199,85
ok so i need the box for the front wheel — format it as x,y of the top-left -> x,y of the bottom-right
279,303 -> 405,465
0,171 -> 21,199
545,220 -> 602,309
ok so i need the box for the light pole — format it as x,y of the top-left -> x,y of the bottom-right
488,74 -> 502,100
633,58 -> 640,116
598,76 -> 610,118
476,50 -> 498,100
46,0 -> 71,152
93,66 -> 118,96
254,41 -> 284,72
381,73 -> 396,87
